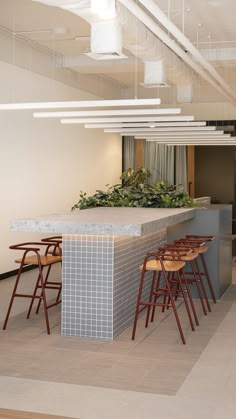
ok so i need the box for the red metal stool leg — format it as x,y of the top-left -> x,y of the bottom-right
38,263 -> 50,334
189,260 -> 207,316
132,268 -> 146,340
162,269 -> 186,344
2,264 -> 24,331
179,268 -> 199,327
194,257 -> 211,312
200,253 -> 217,303
27,273 -> 42,318
145,271 -> 157,328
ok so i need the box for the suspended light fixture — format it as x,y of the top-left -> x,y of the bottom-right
33,108 -> 181,119
165,141 -> 236,146
0,98 -> 161,111
143,136 -> 234,143
117,131 -> 225,137
132,134 -> 230,139
104,126 -> 218,133
84,121 -> 207,128
60,115 -> 195,124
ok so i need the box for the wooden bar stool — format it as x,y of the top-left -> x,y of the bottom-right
3,242 -> 62,334
132,252 -> 194,345
35,236 -> 63,311
153,245 -> 200,326
169,242 -> 209,316
27,236 -> 63,318
175,235 -> 216,309
186,235 -> 216,304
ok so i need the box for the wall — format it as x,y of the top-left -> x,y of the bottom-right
0,60 -> 122,273
195,146 -> 235,203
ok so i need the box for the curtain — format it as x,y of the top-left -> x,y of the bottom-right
144,142 -> 175,185
175,146 -> 188,191
123,136 -> 136,170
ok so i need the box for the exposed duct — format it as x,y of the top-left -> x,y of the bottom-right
32,0 -> 236,104
176,84 -> 193,103
140,59 -> 169,88
118,0 -> 236,104
33,0 -> 170,65
135,0 -> 236,103
84,18 -> 126,59
199,47 -> 236,62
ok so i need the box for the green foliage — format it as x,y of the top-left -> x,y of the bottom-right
71,167 -> 194,211
120,167 -> 151,187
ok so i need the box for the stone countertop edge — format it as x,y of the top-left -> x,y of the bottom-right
140,209 -> 195,235
10,208 -> 196,237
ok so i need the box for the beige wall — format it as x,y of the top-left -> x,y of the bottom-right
0,61 -> 122,273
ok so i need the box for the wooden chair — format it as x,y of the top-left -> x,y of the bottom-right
132,251 -> 194,345
3,241 -> 62,334
174,235 -> 216,311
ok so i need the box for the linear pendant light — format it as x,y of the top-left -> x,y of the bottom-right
144,141 -> 236,145
145,138 -> 236,142
144,136 -> 233,142
60,116 -> 195,124
117,131 -> 225,137
134,135 -> 230,140
33,108 -> 181,118
0,98 -> 161,111
104,127 -> 218,133
155,142 -> 236,146
84,121 -> 207,128
166,142 -> 236,146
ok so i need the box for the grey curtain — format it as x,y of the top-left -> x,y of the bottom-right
144,142 -> 175,185
123,136 -> 136,170
175,146 -> 188,191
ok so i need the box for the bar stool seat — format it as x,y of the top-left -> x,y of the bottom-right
179,252 -> 199,261
140,259 -> 185,271
3,242 -> 62,335
15,255 -> 62,266
191,246 -> 208,254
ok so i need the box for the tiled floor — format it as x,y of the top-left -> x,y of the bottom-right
0,263 -> 236,418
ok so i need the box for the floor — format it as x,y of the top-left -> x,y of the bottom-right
0,409 -> 76,419
0,263 -> 236,418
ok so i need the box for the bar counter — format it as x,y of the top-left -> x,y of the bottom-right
11,206 -> 231,340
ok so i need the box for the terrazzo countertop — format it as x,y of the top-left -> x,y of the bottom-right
11,207 -> 196,236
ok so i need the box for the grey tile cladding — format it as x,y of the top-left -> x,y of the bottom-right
62,231 -> 166,340
113,231 -> 166,337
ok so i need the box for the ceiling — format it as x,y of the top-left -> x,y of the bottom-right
1,0 -> 236,104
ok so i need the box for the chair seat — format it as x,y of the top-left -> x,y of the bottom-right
15,255 -> 62,266
180,252 -> 198,261
47,248 -> 61,256
193,246 -> 208,254
140,259 -> 185,272
162,250 -> 198,262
